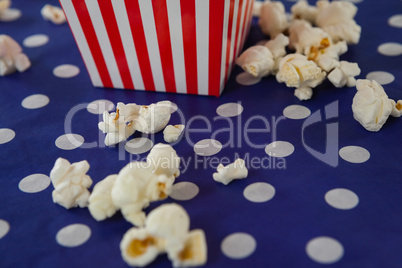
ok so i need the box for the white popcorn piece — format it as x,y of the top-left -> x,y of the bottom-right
116,102 -> 141,122
169,229 -> 208,268
291,0 -> 318,23
49,158 -> 93,209
120,227 -> 163,267
294,86 -> 313,101
111,162 -> 175,226
258,1 -> 288,39
146,203 -> 190,257
134,101 -> 172,134
88,175 -> 119,221
391,100 -> 402,118
252,0 -> 262,17
0,0 -> 10,15
41,4 -> 66,25
213,158 -> 248,185
265,33 -> 289,59
163,124 -> 185,143
0,35 -> 31,76
276,54 -> 326,100
352,79 -> 395,132
288,20 -> 330,54
98,110 -> 135,146
327,61 -> 360,88
147,143 -> 181,178
315,0 -> 361,44
236,45 -> 274,78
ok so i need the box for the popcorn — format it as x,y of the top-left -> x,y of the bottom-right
235,45 -> 274,77
352,79 -> 396,131
163,124 -> 185,143
288,20 -> 330,54
88,175 -> 119,221
49,158 -> 93,209
252,0 -> 262,17
41,4 -> 66,25
391,100 -> 402,118
135,101 -> 172,134
147,143 -> 181,178
258,1 -> 288,39
0,0 -> 10,15
276,54 -> 326,100
327,61 -> 360,88
120,228 -> 164,267
98,110 -> 135,146
119,203 -> 207,268
291,0 -> 318,24
213,158 -> 248,185
0,35 -> 31,76
111,162 -> 174,226
315,0 -> 361,44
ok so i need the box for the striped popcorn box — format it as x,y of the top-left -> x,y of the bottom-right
60,0 -> 254,96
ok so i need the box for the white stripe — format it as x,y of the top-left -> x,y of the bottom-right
235,0 -> 247,59
195,0 -> 209,96
241,0 -> 253,51
85,0 -> 124,88
60,0 -> 102,87
111,0 -> 145,90
166,0 -> 187,94
219,0 -> 231,92
226,0 -> 240,80
138,0 -> 166,92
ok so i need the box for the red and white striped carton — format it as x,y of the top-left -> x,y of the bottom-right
60,0 -> 254,97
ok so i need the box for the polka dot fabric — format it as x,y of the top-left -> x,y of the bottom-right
1,0 -> 402,267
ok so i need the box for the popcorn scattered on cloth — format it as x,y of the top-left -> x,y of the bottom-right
352,79 -> 401,132
41,4 -> 66,25
163,124 -> 185,143
49,158 -> 93,209
213,158 -> 248,185
0,35 -> 31,76
120,203 -> 207,267
241,0 -> 362,101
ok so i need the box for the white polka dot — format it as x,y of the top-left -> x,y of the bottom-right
0,128 -> 15,144
216,103 -> 244,117
339,146 -> 370,164
86,99 -> 115,114
236,72 -> 261,86
366,71 -> 395,85
125,137 -> 153,154
0,220 -> 10,240
53,64 -> 80,78
221,232 -> 256,259
0,8 -> 22,22
378,42 -> 402,56
388,14 -> 402,28
23,34 -> 49,48
55,134 -> 84,150
21,94 -> 49,109
243,182 -> 276,203
325,188 -> 359,210
306,236 -> 344,264
56,224 -> 91,247
283,105 -> 311,119
194,139 -> 222,156
170,182 -> 199,201
19,174 -> 51,193
265,141 -> 294,157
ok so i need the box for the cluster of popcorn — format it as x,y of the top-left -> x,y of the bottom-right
352,79 -> 402,131
99,101 -> 185,146
240,0 -> 361,101
0,35 -> 31,76
121,204 -> 207,267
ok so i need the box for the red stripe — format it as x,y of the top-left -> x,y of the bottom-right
232,0 -> 245,63
98,0 -> 134,89
72,0 -> 113,88
224,0 -> 235,84
180,0 -> 198,95
124,1 -> 156,91
152,0 -> 176,93
208,1 -> 225,97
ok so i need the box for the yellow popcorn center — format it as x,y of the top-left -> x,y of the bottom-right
126,237 -> 155,258
396,102 -> 402,111
178,243 -> 193,261
158,182 -> 167,199
308,38 -> 331,61
113,109 -> 120,123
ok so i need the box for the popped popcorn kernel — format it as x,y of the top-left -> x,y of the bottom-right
259,1 -> 288,39
213,158 -> 248,185
163,124 -> 185,143
0,35 -> 31,76
41,4 -> 66,25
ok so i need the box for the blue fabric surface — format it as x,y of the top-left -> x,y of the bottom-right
1,0 -> 402,267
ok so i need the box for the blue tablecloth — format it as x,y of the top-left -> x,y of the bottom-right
1,0 -> 402,267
